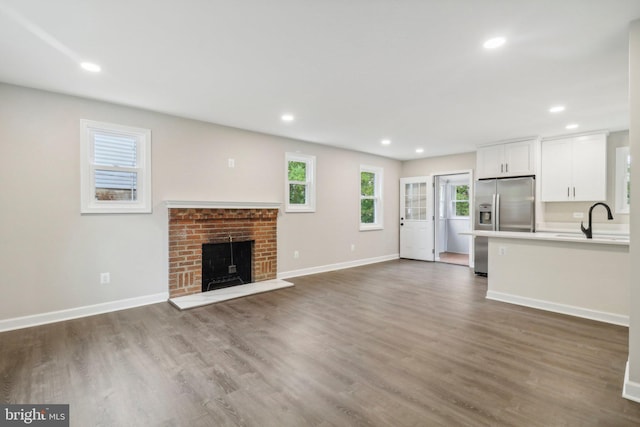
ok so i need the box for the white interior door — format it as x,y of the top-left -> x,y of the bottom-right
400,176 -> 434,261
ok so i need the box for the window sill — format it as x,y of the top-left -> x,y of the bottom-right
285,206 -> 316,213
359,224 -> 383,231
81,204 -> 152,214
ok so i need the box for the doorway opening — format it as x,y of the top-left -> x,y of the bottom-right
434,173 -> 472,266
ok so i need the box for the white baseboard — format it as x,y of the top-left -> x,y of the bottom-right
1,254 -> 400,332
624,361 -> 640,403
486,290 -> 629,327
278,253 -> 399,279
0,292 -> 169,333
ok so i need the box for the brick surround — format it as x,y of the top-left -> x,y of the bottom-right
168,208 -> 278,298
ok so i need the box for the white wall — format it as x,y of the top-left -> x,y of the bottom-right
402,152 -> 476,178
446,219 -> 470,254
0,83 -> 401,322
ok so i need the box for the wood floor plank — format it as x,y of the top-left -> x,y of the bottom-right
1,260 -> 639,426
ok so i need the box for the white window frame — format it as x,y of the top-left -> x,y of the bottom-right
285,152 -> 316,213
450,184 -> 470,218
615,146 -> 630,214
360,165 -> 384,231
80,119 -> 152,214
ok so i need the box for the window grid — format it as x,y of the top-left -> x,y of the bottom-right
404,182 -> 427,220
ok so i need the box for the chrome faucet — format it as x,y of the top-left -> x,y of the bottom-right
580,202 -> 614,239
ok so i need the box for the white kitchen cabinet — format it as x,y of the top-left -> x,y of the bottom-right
540,133 -> 607,202
476,139 -> 535,179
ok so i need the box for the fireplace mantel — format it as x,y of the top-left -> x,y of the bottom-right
165,200 -> 281,210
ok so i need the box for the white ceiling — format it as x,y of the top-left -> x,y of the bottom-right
1,0 -> 639,160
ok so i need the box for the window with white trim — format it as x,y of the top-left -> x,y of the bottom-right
450,184 -> 470,217
285,152 -> 316,212
80,120 -> 152,213
360,165 -> 383,230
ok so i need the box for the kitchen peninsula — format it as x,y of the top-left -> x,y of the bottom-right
469,230 -> 630,326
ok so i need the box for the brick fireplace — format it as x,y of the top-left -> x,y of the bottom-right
166,202 -> 279,299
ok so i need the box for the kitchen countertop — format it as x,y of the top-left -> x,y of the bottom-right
463,230 -> 629,246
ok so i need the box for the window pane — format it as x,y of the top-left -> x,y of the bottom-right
94,133 -> 137,167
361,199 -> 375,223
289,183 -> 307,204
288,161 -> 307,181
406,208 -> 414,220
361,172 -> 375,196
455,185 -> 469,201
418,207 -> 426,220
95,170 -> 137,201
455,201 -> 469,217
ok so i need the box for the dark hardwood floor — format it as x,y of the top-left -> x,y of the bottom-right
1,260 -> 639,426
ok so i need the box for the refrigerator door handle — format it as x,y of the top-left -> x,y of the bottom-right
492,193 -> 498,231
495,193 -> 501,231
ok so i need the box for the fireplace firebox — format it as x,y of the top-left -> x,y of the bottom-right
202,239 -> 253,292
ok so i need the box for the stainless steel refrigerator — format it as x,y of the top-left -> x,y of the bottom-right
474,176 -> 535,275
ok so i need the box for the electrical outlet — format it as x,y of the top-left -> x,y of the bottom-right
228,158 -> 235,168
294,250 -> 299,259
573,212 -> 584,219
498,247 -> 507,256
100,272 -> 110,284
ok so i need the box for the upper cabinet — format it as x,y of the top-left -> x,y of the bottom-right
540,133 -> 607,202
476,139 -> 536,179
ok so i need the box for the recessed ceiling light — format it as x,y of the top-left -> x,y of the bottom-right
80,62 -> 101,72
483,37 -> 506,49
281,114 -> 295,122
566,123 -> 579,130
549,105 -> 566,113
381,139 -> 391,145
416,148 -> 424,154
